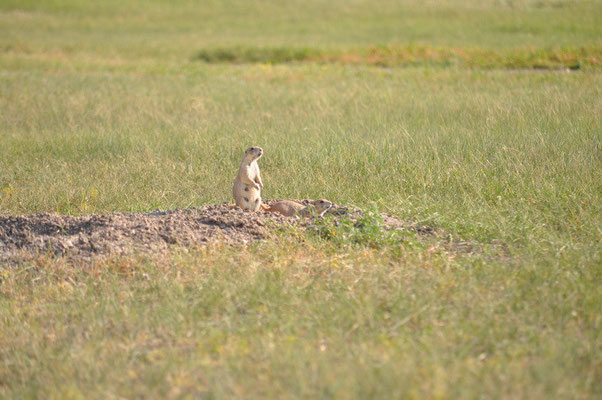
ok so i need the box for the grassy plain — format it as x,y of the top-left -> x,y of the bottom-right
1,0 -> 601,399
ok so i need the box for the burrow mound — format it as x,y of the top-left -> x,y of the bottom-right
0,200 -> 419,266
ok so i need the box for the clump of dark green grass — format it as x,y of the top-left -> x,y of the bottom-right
197,46 -> 322,64
196,45 -> 602,70
312,206 -> 418,249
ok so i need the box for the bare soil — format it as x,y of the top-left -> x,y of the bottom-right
0,200 -> 413,266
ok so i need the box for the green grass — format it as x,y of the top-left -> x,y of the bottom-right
1,241 -> 600,399
196,45 -> 601,70
2,65 -> 599,247
1,0 -> 601,398
1,0 -> 601,60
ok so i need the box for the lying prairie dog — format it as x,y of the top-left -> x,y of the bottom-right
261,199 -> 333,217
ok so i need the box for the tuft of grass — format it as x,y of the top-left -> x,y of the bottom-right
312,206 -> 414,249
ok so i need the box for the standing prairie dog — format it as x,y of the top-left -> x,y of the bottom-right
261,199 -> 333,217
233,146 -> 264,211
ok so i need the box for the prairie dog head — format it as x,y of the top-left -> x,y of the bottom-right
312,199 -> 333,213
244,146 -> 263,162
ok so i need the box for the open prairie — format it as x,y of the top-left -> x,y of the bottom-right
0,0 -> 601,398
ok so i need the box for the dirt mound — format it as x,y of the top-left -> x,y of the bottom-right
0,201 -> 407,266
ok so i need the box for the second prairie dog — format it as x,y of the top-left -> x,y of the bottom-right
261,199 -> 333,217
233,146 -> 263,211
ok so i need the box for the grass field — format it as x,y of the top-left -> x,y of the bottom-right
1,0 -> 601,398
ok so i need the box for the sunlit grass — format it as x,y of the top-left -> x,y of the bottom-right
1,60 -> 600,398
1,0 -> 601,61
1,64 -> 599,248
1,0 -> 601,398
1,239 -> 599,399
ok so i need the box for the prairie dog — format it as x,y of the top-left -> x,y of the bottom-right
261,199 -> 332,217
233,146 -> 264,211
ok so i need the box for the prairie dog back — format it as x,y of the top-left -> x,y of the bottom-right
261,199 -> 332,217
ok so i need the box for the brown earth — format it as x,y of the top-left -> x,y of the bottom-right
0,200 -> 418,266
